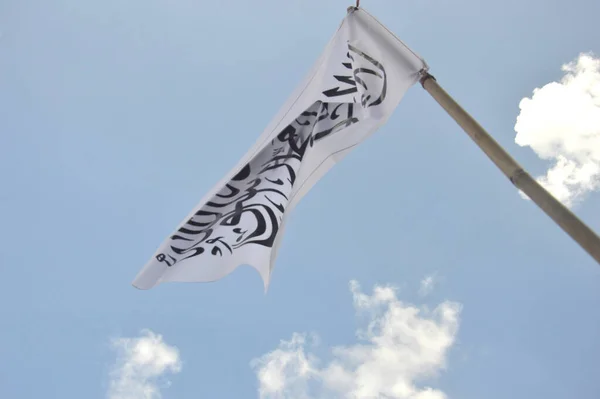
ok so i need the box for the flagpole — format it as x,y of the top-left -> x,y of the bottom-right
419,72 -> 600,266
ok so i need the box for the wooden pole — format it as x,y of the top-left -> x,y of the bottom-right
420,72 -> 600,266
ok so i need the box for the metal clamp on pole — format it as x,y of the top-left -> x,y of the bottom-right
420,72 -> 600,266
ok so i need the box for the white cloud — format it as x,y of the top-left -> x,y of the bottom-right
252,281 -> 461,399
514,52 -> 600,207
419,274 -> 437,297
108,329 -> 182,399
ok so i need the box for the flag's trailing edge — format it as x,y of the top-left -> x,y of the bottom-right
132,8 -> 427,290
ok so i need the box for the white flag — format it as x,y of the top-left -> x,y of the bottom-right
133,8 -> 427,290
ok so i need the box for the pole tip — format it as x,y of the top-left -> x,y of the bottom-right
419,70 -> 435,88
348,0 -> 359,13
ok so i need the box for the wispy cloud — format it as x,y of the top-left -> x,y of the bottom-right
515,52 -> 600,207
252,281 -> 461,399
108,330 -> 182,399
419,273 -> 438,297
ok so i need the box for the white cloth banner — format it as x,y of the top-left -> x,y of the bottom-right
133,8 -> 427,290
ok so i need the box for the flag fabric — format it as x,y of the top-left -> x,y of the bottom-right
132,8 -> 427,290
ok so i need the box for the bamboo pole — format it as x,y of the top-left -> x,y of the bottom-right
420,72 -> 600,265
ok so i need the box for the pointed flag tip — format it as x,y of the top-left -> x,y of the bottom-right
131,279 -> 156,290
249,264 -> 271,295
260,271 -> 271,295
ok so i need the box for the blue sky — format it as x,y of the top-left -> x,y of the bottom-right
1,0 -> 600,398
